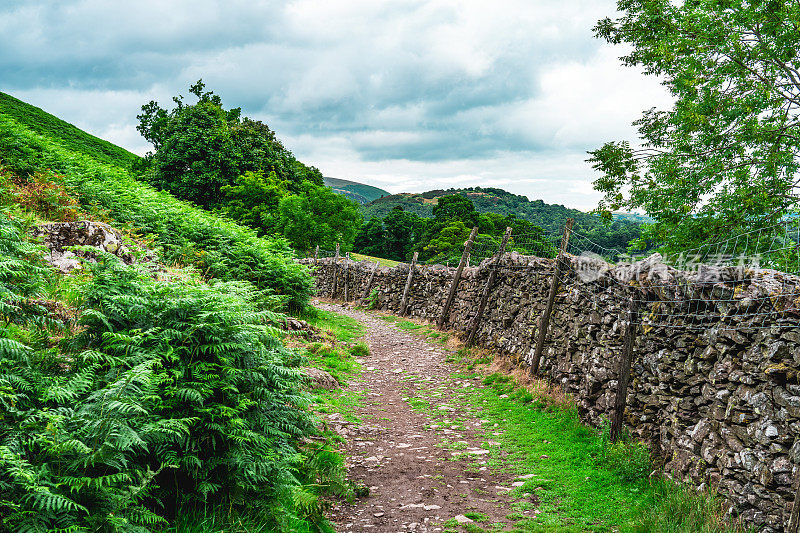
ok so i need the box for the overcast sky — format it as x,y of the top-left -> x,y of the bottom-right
1,0 -> 670,210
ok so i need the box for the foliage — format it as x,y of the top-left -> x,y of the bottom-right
137,81 -> 324,208
360,186 -> 642,251
0,92 -> 139,170
423,220 -> 472,264
136,82 -> 363,252
354,196 -> 557,264
431,194 -> 479,227
590,1 -> 800,252
0,168 -> 86,222
0,112 -> 314,311
0,212 -> 340,532
220,170 -> 288,236
278,182 -> 362,252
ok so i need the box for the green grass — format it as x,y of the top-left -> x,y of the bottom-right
380,314 -> 747,533
350,252 -> 400,267
0,92 -> 139,168
296,306 -> 366,343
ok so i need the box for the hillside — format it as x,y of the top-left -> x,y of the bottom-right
0,91 -> 312,309
0,92 -> 140,168
324,176 -> 390,204
361,187 -> 641,250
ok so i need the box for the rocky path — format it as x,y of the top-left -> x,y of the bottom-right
320,302 -> 534,533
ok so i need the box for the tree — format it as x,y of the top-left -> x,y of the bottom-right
432,194 -> 479,227
423,220 -> 471,264
137,80 -> 325,209
353,217 -> 386,257
219,170 -> 288,235
589,1 -> 800,252
383,206 -> 423,261
278,182 -> 362,252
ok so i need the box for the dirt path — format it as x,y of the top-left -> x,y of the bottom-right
320,302 -> 533,533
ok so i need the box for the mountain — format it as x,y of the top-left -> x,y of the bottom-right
323,176 -> 390,204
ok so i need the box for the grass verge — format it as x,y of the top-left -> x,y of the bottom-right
380,315 -> 750,533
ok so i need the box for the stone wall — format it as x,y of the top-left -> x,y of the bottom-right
300,253 -> 800,532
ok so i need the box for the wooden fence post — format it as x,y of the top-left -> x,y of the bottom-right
438,227 -> 479,329
466,227 -> 513,346
330,243 -> 340,299
611,298 -> 640,442
360,260 -> 380,305
399,251 -> 419,316
344,253 -> 349,302
788,474 -> 800,533
529,218 -> 574,376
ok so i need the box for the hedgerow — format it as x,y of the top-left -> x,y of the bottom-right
0,114 -> 313,311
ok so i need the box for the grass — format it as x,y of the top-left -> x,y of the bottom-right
349,251 -> 400,267
379,314 -> 749,533
296,306 -> 366,343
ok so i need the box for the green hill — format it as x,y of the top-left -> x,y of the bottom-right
0,91 -> 312,309
324,176 -> 390,204
0,92 -> 140,168
361,187 -> 642,250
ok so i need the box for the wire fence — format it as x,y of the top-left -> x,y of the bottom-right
312,216 -> 800,331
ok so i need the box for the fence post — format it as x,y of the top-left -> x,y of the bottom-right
467,227 -> 513,346
399,251 -> 419,316
789,475 -> 800,533
360,260 -> 381,305
438,227 -> 479,329
529,218 -> 574,376
610,297 -> 639,442
344,253 -> 350,302
330,243 -> 340,299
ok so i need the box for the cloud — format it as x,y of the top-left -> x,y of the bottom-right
0,0 -> 670,210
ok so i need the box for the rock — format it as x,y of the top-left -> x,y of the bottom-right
453,515 -> 473,524
31,220 -> 155,273
302,367 -> 339,390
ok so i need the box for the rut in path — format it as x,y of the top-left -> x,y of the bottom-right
321,302 -> 539,533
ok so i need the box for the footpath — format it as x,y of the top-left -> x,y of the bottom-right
319,302 -> 538,533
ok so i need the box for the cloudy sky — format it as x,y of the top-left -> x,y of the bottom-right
1,0 -> 670,210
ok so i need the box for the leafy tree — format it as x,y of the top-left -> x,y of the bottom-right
353,217 -> 386,257
423,220 -> 471,264
590,1 -> 800,251
220,170 -> 288,235
279,182 -> 362,252
137,81 -> 325,210
383,206 -> 424,261
432,194 -> 479,227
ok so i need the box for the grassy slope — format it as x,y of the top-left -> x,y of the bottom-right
0,95 -> 312,309
0,92 -> 140,167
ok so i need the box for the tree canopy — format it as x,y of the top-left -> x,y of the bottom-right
589,0 -> 800,251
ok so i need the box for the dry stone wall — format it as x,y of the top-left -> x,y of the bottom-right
300,253 -> 800,532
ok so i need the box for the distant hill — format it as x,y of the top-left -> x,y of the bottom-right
361,187 -> 642,251
324,176 -> 390,204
